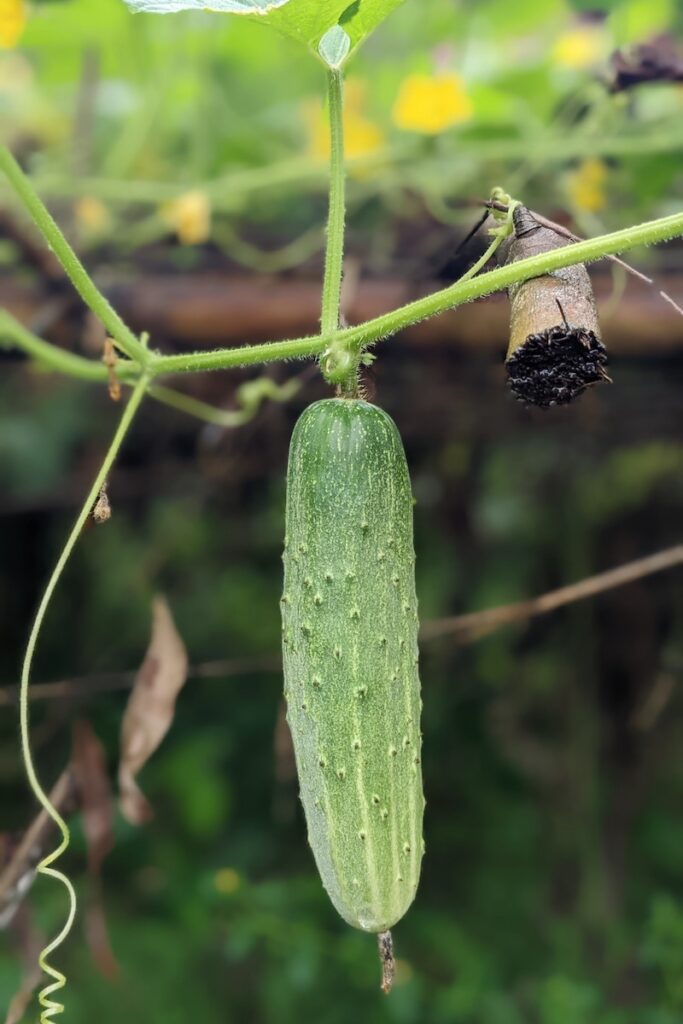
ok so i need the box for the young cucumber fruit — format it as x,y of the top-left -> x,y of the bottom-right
282,398 -> 424,933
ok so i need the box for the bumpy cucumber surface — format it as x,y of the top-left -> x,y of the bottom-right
282,398 -> 424,933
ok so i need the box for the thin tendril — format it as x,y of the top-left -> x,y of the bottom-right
19,374 -> 149,1021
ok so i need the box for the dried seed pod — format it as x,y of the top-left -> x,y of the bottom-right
498,206 -> 609,408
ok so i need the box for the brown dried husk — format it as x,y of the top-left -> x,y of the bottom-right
498,207 -> 609,408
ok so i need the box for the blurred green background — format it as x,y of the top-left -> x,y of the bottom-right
1,0 -> 682,1021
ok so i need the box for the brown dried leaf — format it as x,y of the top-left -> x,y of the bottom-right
609,36 -> 683,92
118,596 -> 188,825
84,894 -> 120,981
92,484 -> 112,524
70,721 -> 120,979
72,720 -> 114,876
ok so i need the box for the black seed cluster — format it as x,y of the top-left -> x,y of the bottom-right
506,325 -> 609,408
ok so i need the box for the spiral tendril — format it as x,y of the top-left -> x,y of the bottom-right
18,376 -> 148,1020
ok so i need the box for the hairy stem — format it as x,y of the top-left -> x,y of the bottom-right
0,309 -> 141,383
0,310 -> 109,381
19,374 -> 148,1021
3,204 -> 683,385
320,70 -> 346,339
0,145 -> 149,367
148,210 -> 683,377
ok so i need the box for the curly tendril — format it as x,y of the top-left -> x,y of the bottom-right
18,375 -> 149,1020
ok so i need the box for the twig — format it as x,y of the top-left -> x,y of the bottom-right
0,771 -> 77,926
0,657 -> 283,706
1,546 -> 681,705
421,544 -> 683,641
659,289 -> 683,317
630,674 -> 676,732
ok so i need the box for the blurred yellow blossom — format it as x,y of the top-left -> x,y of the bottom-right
74,197 -> 112,235
214,868 -> 241,895
0,0 -> 26,49
302,78 -> 385,163
567,159 -> 608,212
392,72 -> 473,134
552,25 -> 605,69
162,190 -> 211,246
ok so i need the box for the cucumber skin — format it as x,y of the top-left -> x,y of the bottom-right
282,398 -> 424,933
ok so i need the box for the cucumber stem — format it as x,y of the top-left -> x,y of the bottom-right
378,930 -> 395,995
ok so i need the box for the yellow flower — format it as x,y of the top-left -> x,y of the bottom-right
214,868 -> 241,895
0,0 -> 26,49
392,72 -> 473,135
74,197 -> 112,235
552,26 -> 605,70
302,77 -> 385,163
567,159 -> 608,213
162,190 -> 211,246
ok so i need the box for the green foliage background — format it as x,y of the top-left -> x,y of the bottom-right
0,0 -> 682,1021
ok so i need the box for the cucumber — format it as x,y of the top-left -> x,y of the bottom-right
281,398 -> 424,933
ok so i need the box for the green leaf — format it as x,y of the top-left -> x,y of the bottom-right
123,0 -> 291,12
252,0 -> 406,60
123,0 -> 405,61
248,1 -> 351,52
318,24 -> 351,68
608,0 -> 675,44
338,0 -> 407,51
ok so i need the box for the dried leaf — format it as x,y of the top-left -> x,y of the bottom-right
71,722 -> 120,979
609,36 -> 683,92
84,896 -> 120,981
71,720 -> 114,877
118,596 -> 188,825
93,484 -> 112,524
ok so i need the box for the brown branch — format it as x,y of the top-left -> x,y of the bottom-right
1,547 -> 681,706
421,544 -> 683,642
0,770 -> 78,926
0,656 -> 282,706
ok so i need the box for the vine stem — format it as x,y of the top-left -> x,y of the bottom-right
0,309 -> 142,383
148,209 -> 683,377
320,69 -> 346,339
0,145 -> 149,367
19,374 -> 148,1022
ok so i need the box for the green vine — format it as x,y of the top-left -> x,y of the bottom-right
18,374 -> 148,1021
320,69 -> 347,342
2,145 -> 682,388
0,147 -> 149,367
